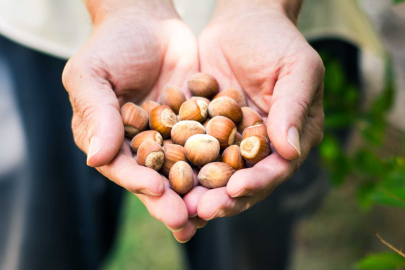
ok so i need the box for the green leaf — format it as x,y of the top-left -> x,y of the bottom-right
370,188 -> 405,209
357,183 -> 376,210
393,0 -> 405,4
356,252 -> 405,270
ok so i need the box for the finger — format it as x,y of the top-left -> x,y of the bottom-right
227,112 -> 324,198
63,58 -> 124,167
196,217 -> 208,229
197,187 -> 270,220
137,187 -> 189,232
268,49 -> 324,161
173,217 -> 197,243
183,186 -> 209,217
97,144 -> 165,196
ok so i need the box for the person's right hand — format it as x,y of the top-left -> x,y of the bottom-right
62,0 -> 199,241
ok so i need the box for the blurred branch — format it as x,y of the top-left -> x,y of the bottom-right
374,230 -> 405,258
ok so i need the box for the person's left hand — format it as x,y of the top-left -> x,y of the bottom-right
184,1 -> 325,221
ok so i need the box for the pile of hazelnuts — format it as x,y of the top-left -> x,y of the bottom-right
121,73 -> 271,195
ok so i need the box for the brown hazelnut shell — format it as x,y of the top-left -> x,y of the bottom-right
237,107 -> 263,133
141,100 -> 160,116
213,88 -> 247,107
161,144 -> 186,176
121,102 -> 149,138
169,161 -> 194,195
158,85 -> 186,114
130,130 -> 163,152
208,96 -> 243,124
184,134 -> 220,167
190,96 -> 211,106
234,132 -> 242,146
222,145 -> 245,170
240,135 -> 271,165
149,105 -> 177,139
137,140 -> 165,171
206,116 -> 237,149
171,120 -> 206,146
242,124 -> 269,140
188,73 -> 219,98
178,99 -> 209,123
198,162 -> 235,188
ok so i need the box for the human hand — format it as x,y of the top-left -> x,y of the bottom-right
62,0 -> 200,241
189,0 -> 325,220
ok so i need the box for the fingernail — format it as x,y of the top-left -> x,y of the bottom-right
189,213 -> 198,218
166,224 -> 185,232
174,235 -> 190,244
138,189 -> 163,196
204,208 -> 224,221
231,189 -> 252,198
87,136 -> 101,165
197,222 -> 207,229
287,127 -> 301,157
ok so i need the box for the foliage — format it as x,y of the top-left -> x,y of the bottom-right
393,0 -> 405,4
320,51 -> 405,269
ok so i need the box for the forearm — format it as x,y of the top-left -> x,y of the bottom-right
215,0 -> 303,24
84,0 -> 177,26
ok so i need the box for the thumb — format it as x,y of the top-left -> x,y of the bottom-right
267,50 -> 324,161
63,59 -> 124,167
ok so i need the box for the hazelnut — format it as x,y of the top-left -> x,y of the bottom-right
141,100 -> 160,116
137,140 -> 165,171
240,135 -> 271,165
171,120 -> 206,146
213,88 -> 247,107
121,102 -> 149,138
158,85 -> 186,114
237,107 -> 263,133
178,99 -> 209,123
208,96 -> 243,123
161,144 -> 186,176
222,145 -> 245,170
149,105 -> 177,138
188,73 -> 219,98
198,162 -> 235,188
169,161 -> 194,195
206,116 -> 237,149
184,134 -> 220,167
163,139 -> 173,146
202,117 -> 211,129
130,130 -> 163,152
242,124 -> 269,140
190,96 -> 211,106
234,132 -> 242,146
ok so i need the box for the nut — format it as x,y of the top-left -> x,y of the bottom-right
234,132 -> 242,146
161,144 -> 186,176
169,161 -> 194,195
190,96 -> 211,106
163,139 -> 173,146
130,130 -> 163,152
237,107 -> 263,133
213,88 -> 247,107
121,102 -> 149,138
202,117 -> 211,129
178,99 -> 209,122
188,73 -> 219,98
222,145 -> 245,170
184,134 -> 220,167
137,140 -> 165,171
242,124 -> 268,140
198,162 -> 235,188
158,85 -> 186,114
208,96 -> 243,124
240,135 -> 271,165
141,100 -> 160,116
149,105 -> 178,138
206,116 -> 237,149
171,120 -> 206,146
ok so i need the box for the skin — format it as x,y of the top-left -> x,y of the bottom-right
62,0 -> 324,243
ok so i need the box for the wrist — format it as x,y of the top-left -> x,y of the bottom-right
214,0 -> 302,24
85,0 -> 178,26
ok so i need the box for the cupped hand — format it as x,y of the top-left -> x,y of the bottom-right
62,2 -> 199,241
193,1 -> 325,220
